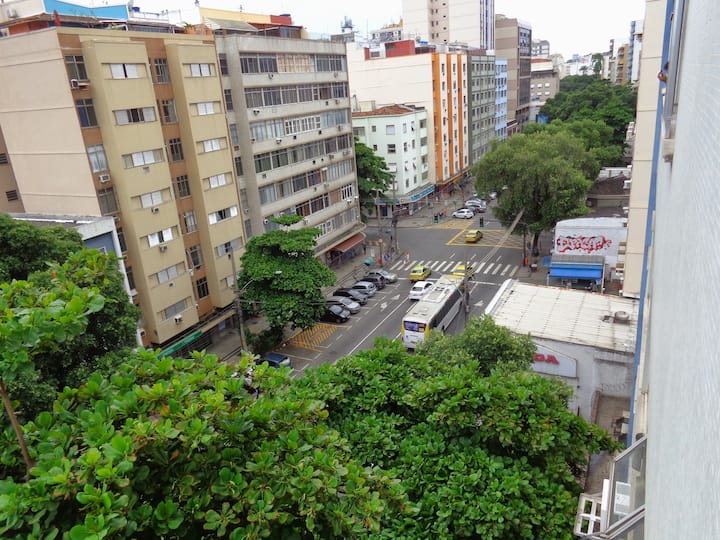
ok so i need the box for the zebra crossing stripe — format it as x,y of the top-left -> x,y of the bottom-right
475,262 -> 486,273
500,264 -> 513,276
438,260 -> 455,272
491,264 -> 502,275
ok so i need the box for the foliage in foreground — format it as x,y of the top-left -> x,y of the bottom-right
0,351 -> 408,539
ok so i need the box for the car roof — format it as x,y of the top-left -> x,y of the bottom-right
354,280 -> 373,286
411,280 -> 432,287
262,352 -> 289,361
466,229 -> 480,234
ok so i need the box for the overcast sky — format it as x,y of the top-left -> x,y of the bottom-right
139,0 -> 645,58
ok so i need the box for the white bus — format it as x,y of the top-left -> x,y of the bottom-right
401,275 -> 465,349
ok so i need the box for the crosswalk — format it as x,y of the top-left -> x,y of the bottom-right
389,259 -> 520,278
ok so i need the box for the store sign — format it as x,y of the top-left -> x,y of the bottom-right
532,345 -> 577,378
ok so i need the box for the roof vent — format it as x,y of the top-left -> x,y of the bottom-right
613,310 -> 631,324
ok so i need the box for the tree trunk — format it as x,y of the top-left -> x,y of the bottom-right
0,378 -> 34,478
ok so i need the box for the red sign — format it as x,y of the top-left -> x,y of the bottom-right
534,353 -> 559,364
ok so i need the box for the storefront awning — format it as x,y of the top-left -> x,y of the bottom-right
549,265 -> 603,280
331,232 -> 366,253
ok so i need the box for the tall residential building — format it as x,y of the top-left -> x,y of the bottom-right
529,57 -> 560,122
468,51 -> 497,164
352,105 -> 431,215
347,40 -> 469,193
531,38 -> 550,57
494,58 -> 508,140
495,15 -> 532,134
0,27 -> 243,348
627,19 -> 644,83
214,29 -> 365,269
401,0 -> 495,50
614,43 -> 629,84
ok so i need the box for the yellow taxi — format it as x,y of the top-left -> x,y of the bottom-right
452,263 -> 475,279
409,265 -> 432,281
464,229 -> 483,243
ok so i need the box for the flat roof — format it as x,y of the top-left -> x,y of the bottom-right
486,281 -> 638,353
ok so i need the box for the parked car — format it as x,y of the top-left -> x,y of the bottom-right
465,229 -> 483,243
409,265 -> 432,281
452,263 -> 475,278
366,269 -> 398,284
321,304 -> 351,323
327,295 -> 360,314
361,273 -> 386,289
351,280 -> 377,297
465,199 -> 486,213
256,352 -> 292,369
489,191 -> 497,200
452,208 -> 474,219
408,280 -> 434,301
334,288 -> 368,305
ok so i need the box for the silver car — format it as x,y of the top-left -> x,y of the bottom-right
327,296 -> 361,314
366,269 -> 398,284
351,280 -> 377,297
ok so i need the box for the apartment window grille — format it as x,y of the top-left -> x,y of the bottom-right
173,175 -> 191,198
159,99 -> 177,124
196,277 -> 209,299
152,58 -> 170,83
65,55 -> 87,80
126,266 -> 136,290
168,138 -> 184,162
218,53 -> 228,75
87,144 -> 108,172
229,124 -> 239,145
97,187 -> 119,215
183,211 -> 197,233
224,89 -> 234,111
234,157 -> 243,176
75,99 -> 97,128
188,245 -> 203,269
117,227 -> 127,252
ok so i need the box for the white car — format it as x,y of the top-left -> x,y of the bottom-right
452,208 -> 474,219
408,280 -> 434,301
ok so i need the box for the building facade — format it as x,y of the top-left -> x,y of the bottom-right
494,58 -> 508,140
467,51 -> 497,164
529,57 -> 560,122
401,0 -> 495,50
531,38 -> 550,57
495,15 -> 531,134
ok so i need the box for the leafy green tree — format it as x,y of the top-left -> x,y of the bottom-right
0,266 -> 104,477
472,131 -> 593,254
237,218 -> 336,336
355,139 -> 393,221
292,338 -> 618,538
0,350 -> 409,539
0,214 -> 84,282
416,315 -> 535,375
592,53 -> 604,78
6,249 -> 140,420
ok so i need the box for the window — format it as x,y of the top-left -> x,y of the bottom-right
140,190 -> 163,208
6,190 -> 19,202
419,119 -> 427,128
387,144 -> 396,154
188,245 -> 203,269
168,138 -> 184,162
117,227 -> 127,252
160,99 -> 177,123
183,210 -> 197,233
239,55 -> 259,73
87,144 -> 108,172
114,106 -> 155,125
229,124 -> 239,145
189,63 -> 213,77
224,89 -> 234,111
65,55 -> 87,80
148,227 -> 173,247
163,299 -> 186,320
200,138 -> 223,153
196,101 -> 217,115
195,277 -> 209,299
234,156 -> 243,176
156,265 -> 179,284
122,149 -> 164,168
152,58 -> 170,83
75,99 -> 97,127
110,63 -> 140,79
207,173 -> 229,189
353,127 -> 366,137
208,205 -> 238,224
215,238 -> 241,257
173,175 -> 191,198
371,125 -> 377,133
126,267 -> 136,291
97,187 -> 119,214
218,53 -> 228,75
386,125 -> 396,135
372,144 -> 378,151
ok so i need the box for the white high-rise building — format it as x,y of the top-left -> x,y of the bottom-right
401,0 -> 495,50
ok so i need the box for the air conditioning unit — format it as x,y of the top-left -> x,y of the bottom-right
159,244 -> 168,252
7,8 -> 19,18
337,125 -> 343,132
168,282 -> 175,288
252,109 -> 260,115
623,180 -> 632,190
261,173 -> 267,179
70,79 -> 80,89
151,207 -> 160,214
267,72 -> 274,80
328,153 -> 334,160
333,72 -> 339,78
188,268 -> 194,276
323,182 -> 330,188
233,145 -> 240,151
275,137 -> 282,144
342,150 -> 350,156
250,137 -> 256,143
174,315 -> 183,324
98,173 -> 111,183
335,98 -> 340,104
244,207 -> 250,214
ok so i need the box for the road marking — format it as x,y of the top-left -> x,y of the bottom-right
483,263 -> 495,274
475,262 -> 486,273
500,264 -> 513,276
474,300 -> 485,307
380,302 -> 388,311
346,299 -> 411,357
491,264 -> 502,275
391,294 -> 401,301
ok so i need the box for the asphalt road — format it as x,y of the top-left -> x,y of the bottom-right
285,216 -> 525,374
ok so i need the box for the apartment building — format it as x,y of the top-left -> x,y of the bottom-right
0,26 -> 244,349
347,40 -> 469,193
352,104 -> 431,215
495,14 -> 532,134
495,58 -> 508,140
401,0 -> 495,50
531,38 -> 550,57
468,51 -> 497,164
529,57 -> 560,122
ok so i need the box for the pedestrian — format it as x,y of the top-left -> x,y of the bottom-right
363,243 -> 367,254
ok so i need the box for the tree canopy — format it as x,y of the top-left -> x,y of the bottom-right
471,130 -> 593,251
354,139 -> 393,220
237,221 -> 336,334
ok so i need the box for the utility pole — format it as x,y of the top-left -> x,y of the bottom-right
228,249 -> 246,351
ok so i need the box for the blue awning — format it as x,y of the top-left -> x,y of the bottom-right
549,265 -> 603,279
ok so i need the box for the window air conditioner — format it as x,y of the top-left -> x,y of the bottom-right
174,315 -> 183,324
268,72 -> 274,79
328,154 -> 334,160
151,207 -> 160,214
70,79 -> 80,89
252,109 -> 260,115
335,98 -> 340,104
333,72 -> 339,78
139,328 -> 146,337
159,244 -> 168,252
98,173 -> 111,183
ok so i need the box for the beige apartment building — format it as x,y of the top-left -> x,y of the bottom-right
0,27 -> 244,348
495,14 -> 532,134
401,0 -> 495,50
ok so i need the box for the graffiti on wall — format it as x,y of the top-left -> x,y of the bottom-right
556,235 -> 613,254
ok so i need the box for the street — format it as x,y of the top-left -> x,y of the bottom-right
281,216 -> 525,373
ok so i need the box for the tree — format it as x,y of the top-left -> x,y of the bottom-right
592,53 -> 604,78
6,249 -> 140,420
354,139 -> 393,221
472,131 -> 594,254
0,214 -> 84,282
0,266 -> 104,477
0,350 -> 409,538
292,338 -> 619,538
237,218 -> 336,338
416,315 -> 535,375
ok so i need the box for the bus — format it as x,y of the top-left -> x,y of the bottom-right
401,274 -> 465,349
